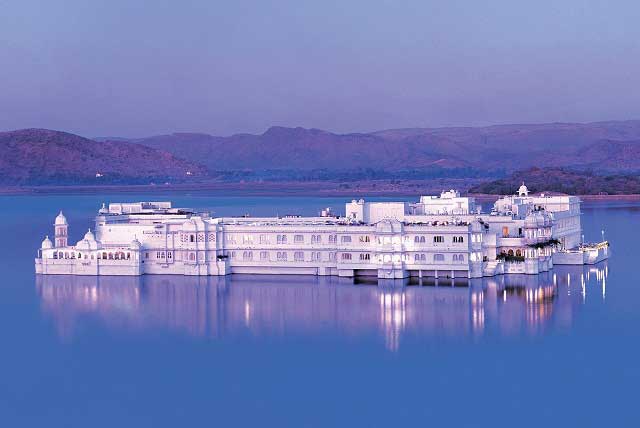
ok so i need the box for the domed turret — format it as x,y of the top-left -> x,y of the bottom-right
83,229 -> 96,242
518,182 -> 529,197
75,228 -> 100,251
54,211 -> 68,247
41,236 -> 53,250
55,211 -> 67,225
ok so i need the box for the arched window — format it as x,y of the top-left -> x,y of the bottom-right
515,249 -> 522,257
434,253 -> 445,262
453,254 -> 458,262
508,249 -> 514,256
414,236 -> 420,243
190,235 -> 195,243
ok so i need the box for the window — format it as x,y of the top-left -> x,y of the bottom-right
329,235 -> 337,244
243,251 -> 253,261
277,252 -> 288,261
329,252 -> 336,261
359,253 -> 371,261
341,236 -> 352,243
502,227 -> 509,238
453,236 -> 464,243
294,235 -> 304,243
359,235 -> 370,243
260,251 -> 269,260
453,254 -> 465,262
433,253 -> 445,262
341,253 -> 352,260
311,235 -> 322,244
277,234 -> 287,244
294,251 -> 304,261
311,252 -> 321,261
433,236 -> 444,243
167,252 -> 172,259
190,234 -> 195,243
414,254 -> 426,262
259,235 -> 268,244
243,235 -> 254,244
415,236 -> 426,243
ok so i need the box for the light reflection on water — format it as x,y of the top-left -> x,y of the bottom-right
36,263 -> 608,351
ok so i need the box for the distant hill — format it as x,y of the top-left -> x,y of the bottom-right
123,120 -> 640,174
5,120 -> 640,188
468,167 -> 640,195
0,129 -> 208,185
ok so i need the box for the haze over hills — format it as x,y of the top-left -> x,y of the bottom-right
0,129 -> 207,185
3,120 -> 640,189
111,120 -> 640,174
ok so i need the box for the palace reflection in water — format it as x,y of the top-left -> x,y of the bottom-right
36,263 -> 608,351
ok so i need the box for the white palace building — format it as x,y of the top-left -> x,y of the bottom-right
35,185 -> 609,281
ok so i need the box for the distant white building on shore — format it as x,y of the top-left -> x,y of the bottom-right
35,185 -> 608,280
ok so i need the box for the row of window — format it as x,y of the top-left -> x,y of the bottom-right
415,253 -> 465,262
226,233 -> 468,245
52,251 -> 132,260
229,250 -> 373,262
227,250 -> 468,264
415,235 -> 465,243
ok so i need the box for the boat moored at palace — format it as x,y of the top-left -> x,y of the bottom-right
34,185 -> 609,280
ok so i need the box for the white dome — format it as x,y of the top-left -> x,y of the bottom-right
75,229 -> 100,251
83,229 -> 96,242
55,211 -> 68,225
518,183 -> 529,197
76,240 -> 91,250
41,236 -> 53,249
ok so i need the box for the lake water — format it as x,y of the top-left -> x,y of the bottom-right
0,194 -> 637,427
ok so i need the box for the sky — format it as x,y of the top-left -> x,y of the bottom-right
1,0 -> 639,137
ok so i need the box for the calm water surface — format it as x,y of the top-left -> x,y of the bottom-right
0,194 -> 637,427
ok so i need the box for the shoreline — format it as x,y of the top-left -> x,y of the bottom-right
1,182 -> 640,200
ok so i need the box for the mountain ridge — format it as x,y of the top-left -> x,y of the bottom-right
110,120 -> 640,173
0,128 -> 208,185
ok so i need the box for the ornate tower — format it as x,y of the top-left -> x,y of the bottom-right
54,211 -> 68,247
518,182 -> 529,197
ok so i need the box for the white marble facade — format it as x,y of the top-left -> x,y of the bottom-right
35,186 -> 588,279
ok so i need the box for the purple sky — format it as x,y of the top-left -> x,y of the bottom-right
1,0 -> 639,137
